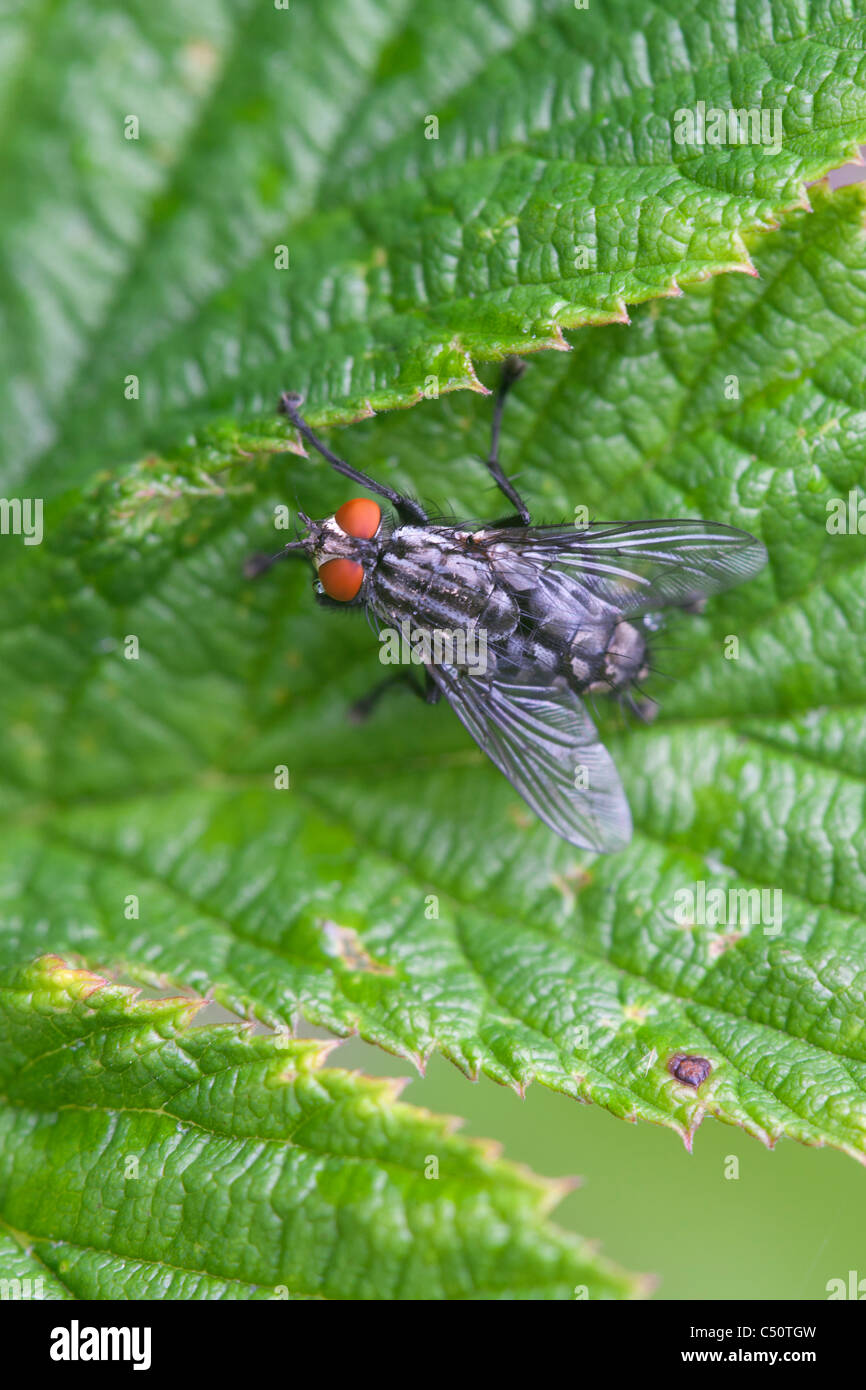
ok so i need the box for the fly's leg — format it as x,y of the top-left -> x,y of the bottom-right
484,356 -> 531,525
349,669 -> 442,724
278,393 -> 428,526
618,690 -> 659,725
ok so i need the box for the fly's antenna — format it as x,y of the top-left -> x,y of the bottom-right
243,538 -> 309,580
278,392 -> 429,526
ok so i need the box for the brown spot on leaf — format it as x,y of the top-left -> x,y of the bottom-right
668,1054 -> 712,1088
320,921 -> 395,975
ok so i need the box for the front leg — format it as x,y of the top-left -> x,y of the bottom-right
483,356 -> 531,525
278,392 -> 428,526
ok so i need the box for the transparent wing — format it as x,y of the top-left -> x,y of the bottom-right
429,664 -> 632,853
478,520 -> 766,617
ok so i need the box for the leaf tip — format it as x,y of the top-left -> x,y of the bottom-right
548,325 -> 572,352
545,1174 -> 583,1209
447,341 -> 492,396
681,1126 -> 696,1155
311,1037 -> 343,1064
411,1048 -> 432,1076
465,367 -> 493,397
381,1074 -> 412,1102
637,1271 -> 661,1299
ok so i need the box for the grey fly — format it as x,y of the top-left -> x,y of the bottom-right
246,359 -> 767,852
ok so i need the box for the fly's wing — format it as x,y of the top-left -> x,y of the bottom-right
478,520 -> 766,617
429,665 -> 632,853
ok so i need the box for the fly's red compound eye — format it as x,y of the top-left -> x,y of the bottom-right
335,497 -> 381,539
318,557 -> 364,602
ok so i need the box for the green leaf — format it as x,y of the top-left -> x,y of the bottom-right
1,182 -> 865,1163
0,956 -> 642,1300
5,0 -> 866,498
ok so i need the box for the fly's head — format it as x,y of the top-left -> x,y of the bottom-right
298,497 -> 387,605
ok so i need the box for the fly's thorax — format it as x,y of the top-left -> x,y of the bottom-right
370,525 -> 519,639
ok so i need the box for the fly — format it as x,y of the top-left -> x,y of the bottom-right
245,358 -> 767,852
